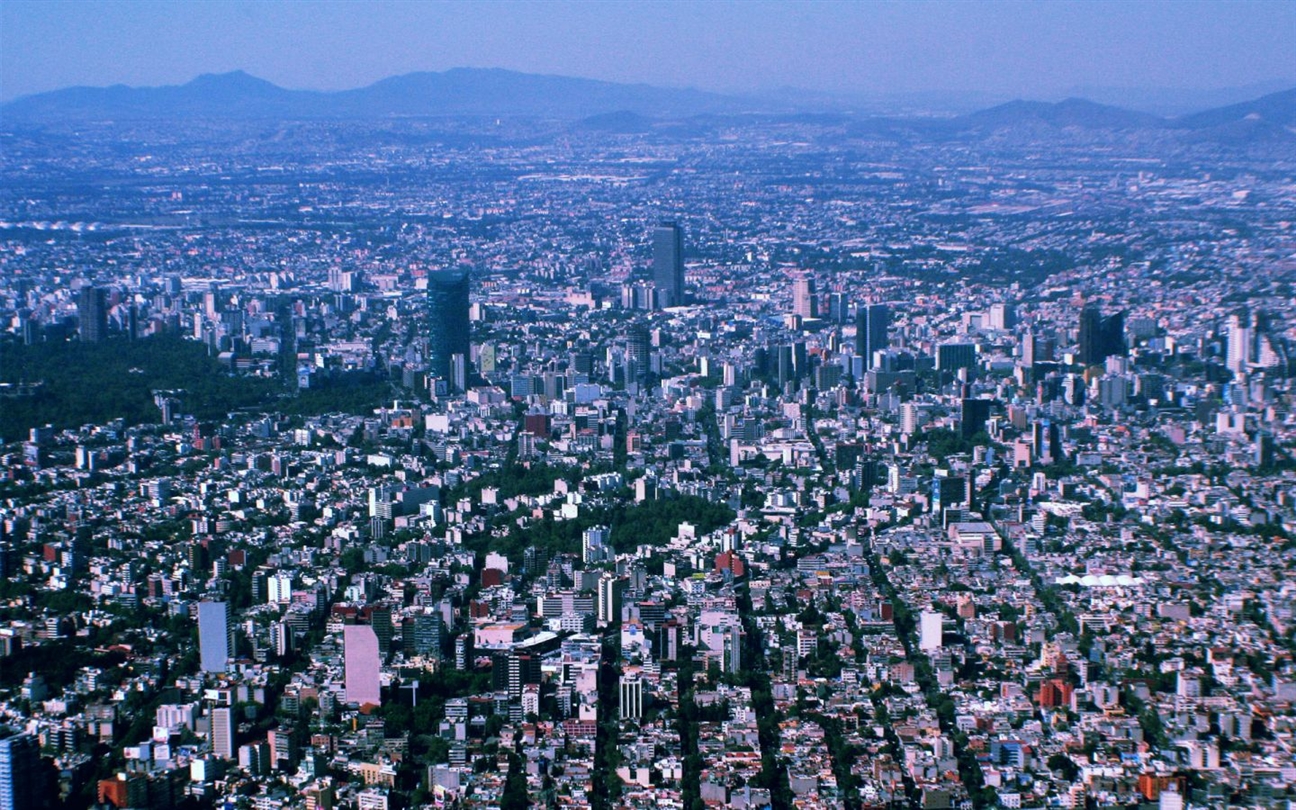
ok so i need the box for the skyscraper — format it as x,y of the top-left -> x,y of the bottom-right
210,706 -> 235,760
78,286 -> 107,343
597,573 -> 625,628
620,674 -> 643,721
1226,312 -> 1253,374
344,624 -> 382,708
1079,305 -> 1126,366
920,611 -> 943,652
427,269 -> 471,392
0,730 -> 41,810
855,304 -> 889,369
792,275 -> 817,318
652,222 -> 685,307
1078,305 -> 1103,366
961,398 -> 993,439
198,601 -> 232,674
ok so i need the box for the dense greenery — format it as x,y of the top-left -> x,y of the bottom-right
0,335 -> 279,439
608,495 -> 736,553
464,491 -> 736,569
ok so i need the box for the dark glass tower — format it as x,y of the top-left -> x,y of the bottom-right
427,269 -> 471,391
1079,305 -> 1126,366
0,730 -> 40,810
855,304 -> 889,369
78,286 -> 107,343
652,222 -> 685,307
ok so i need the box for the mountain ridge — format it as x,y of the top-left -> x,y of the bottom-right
4,69 -> 1294,136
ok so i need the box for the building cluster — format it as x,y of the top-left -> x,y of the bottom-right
0,113 -> 1294,810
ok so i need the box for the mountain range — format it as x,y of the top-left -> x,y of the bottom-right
3,69 -> 1294,138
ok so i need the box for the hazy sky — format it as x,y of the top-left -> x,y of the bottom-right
3,0 -> 1293,102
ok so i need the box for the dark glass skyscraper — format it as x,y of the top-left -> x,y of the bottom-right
855,304 -> 889,369
0,730 -> 40,810
427,269 -> 471,391
78,285 -> 107,343
652,222 -> 685,307
1078,305 -> 1126,366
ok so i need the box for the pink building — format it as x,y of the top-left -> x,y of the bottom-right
344,625 -> 382,708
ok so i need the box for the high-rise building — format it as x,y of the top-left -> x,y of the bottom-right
855,304 -> 889,369
827,293 -> 850,324
597,573 -> 625,628
198,601 -> 233,674
1079,305 -> 1126,366
344,624 -> 382,707
404,611 -> 444,659
210,706 -> 235,759
792,275 -> 817,318
1227,312 -> 1253,374
961,398 -> 993,439
900,402 -> 919,435
427,269 -> 471,392
0,730 -> 41,810
78,286 -> 108,343
936,343 -> 977,372
652,222 -> 685,307
987,302 -> 1017,331
1078,305 -> 1103,366
919,611 -> 943,652
620,674 -> 643,721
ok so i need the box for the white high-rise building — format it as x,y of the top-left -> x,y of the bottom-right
919,611 -> 943,652
1227,314 -> 1252,374
597,573 -> 624,628
620,674 -> 643,721
210,706 -> 235,759
900,403 -> 919,436
268,571 -> 293,604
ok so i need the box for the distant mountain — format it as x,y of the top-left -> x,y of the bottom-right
959,97 -> 1164,131
2,68 -> 757,122
3,69 -> 1293,143
1173,87 -> 1296,130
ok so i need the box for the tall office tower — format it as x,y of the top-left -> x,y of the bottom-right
1102,311 -> 1127,360
1079,305 -> 1126,366
855,304 -> 889,370
936,343 -> 977,372
597,573 -> 625,628
78,286 -> 108,343
987,302 -> 1017,331
344,624 -> 382,707
198,601 -> 233,674
427,269 -> 471,392
627,325 -> 651,385
0,730 -> 41,810
1078,305 -> 1104,366
404,611 -> 444,659
900,402 -> 919,435
210,706 -> 235,759
652,222 -> 685,307
827,292 -> 850,324
792,275 -> 817,318
1021,332 -> 1038,367
620,674 -> 643,721
1226,312 -> 1253,374
919,611 -> 943,652
961,398 -> 993,439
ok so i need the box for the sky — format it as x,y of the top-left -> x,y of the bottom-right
2,0 -> 1294,103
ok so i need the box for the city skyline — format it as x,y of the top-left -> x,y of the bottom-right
2,4 -> 1295,807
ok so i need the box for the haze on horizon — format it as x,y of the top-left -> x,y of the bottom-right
2,0 -> 1294,108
